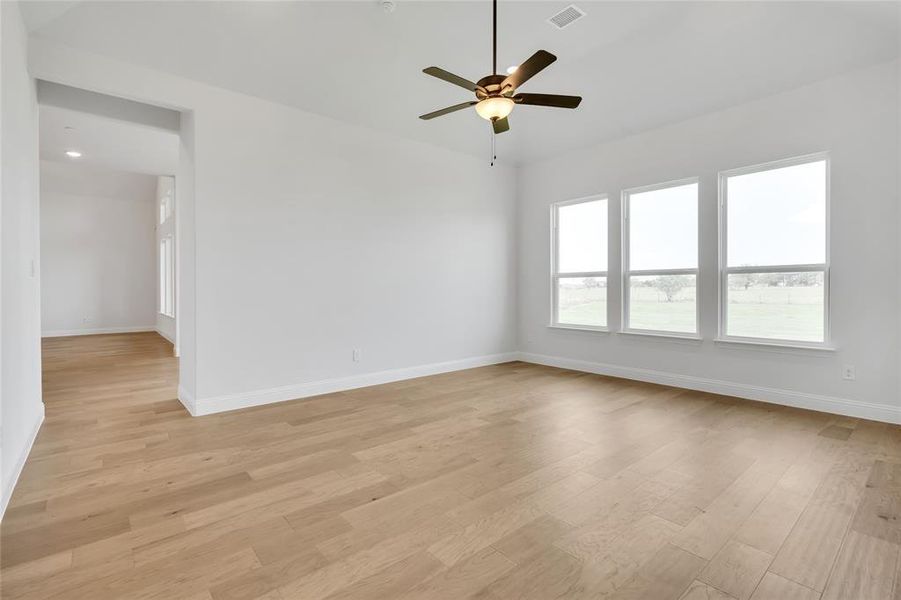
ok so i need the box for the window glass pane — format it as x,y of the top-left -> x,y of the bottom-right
727,160 -> 826,267
628,183 -> 697,270
557,199 -> 607,273
726,272 -> 824,342
557,277 -> 606,327
628,274 -> 696,333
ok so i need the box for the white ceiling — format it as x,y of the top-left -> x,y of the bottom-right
23,1 -> 901,164
40,105 -> 179,176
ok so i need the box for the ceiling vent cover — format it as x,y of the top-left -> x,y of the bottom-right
547,5 -> 585,29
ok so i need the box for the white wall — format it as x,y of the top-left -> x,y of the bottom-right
29,40 -> 518,415
155,175 -> 176,346
29,36 -> 898,425
1,1 -> 44,516
176,110 -> 196,404
193,96 -> 517,412
518,61 -> 900,423
40,160 -> 157,336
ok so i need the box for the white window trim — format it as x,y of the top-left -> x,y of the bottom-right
619,330 -> 702,342
160,235 -> 176,319
159,193 -> 173,225
549,194 -> 609,332
620,176 -> 700,338
717,151 -> 831,349
159,238 -> 165,315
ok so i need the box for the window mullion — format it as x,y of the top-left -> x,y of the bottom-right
725,264 -> 826,275
557,271 -> 608,278
627,267 -> 698,277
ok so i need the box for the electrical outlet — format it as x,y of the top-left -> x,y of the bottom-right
352,348 -> 361,362
842,365 -> 856,381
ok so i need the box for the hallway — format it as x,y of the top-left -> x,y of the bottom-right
1,332 -> 181,597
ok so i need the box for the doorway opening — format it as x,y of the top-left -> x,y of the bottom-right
36,81 -> 188,412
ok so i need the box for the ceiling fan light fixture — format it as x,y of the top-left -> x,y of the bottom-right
475,96 -> 514,121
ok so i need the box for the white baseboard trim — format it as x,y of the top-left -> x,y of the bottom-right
516,352 -> 901,425
154,328 -> 179,357
155,327 -> 175,345
178,384 -> 196,416
1,404 -> 45,520
42,326 -> 155,338
189,352 -> 518,416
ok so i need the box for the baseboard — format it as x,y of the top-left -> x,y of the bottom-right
178,384 -> 196,416
1,405 -> 45,520
42,326 -> 155,338
190,352 -> 518,416
155,327 -> 175,345
155,327 -> 178,357
515,352 -> 901,425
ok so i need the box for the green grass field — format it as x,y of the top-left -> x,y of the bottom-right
558,286 -> 607,327
725,285 -> 823,341
558,283 -> 823,340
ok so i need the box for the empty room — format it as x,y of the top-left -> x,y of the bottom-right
1,1 -> 899,599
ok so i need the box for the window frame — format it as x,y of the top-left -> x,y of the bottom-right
621,176 -> 701,339
159,192 -> 172,225
717,152 -> 831,348
549,194 -> 609,332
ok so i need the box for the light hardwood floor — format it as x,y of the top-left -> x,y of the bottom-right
2,332 -> 900,599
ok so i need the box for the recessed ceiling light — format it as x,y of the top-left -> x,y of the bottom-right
65,150 -> 82,158
506,65 -> 518,75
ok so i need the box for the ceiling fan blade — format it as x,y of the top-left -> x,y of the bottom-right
502,50 -> 556,91
419,101 -> 477,120
492,117 -> 510,134
514,93 -> 582,109
423,67 -> 483,93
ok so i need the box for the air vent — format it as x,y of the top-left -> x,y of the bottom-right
547,5 -> 585,29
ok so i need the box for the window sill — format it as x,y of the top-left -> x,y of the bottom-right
618,330 -> 702,342
714,337 -> 836,353
548,324 -> 610,333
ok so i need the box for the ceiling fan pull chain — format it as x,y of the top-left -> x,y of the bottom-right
489,124 -> 498,166
490,126 -> 495,166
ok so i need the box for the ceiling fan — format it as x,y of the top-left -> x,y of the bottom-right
419,0 -> 582,136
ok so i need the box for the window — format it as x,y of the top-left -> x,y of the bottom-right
719,154 -> 828,345
623,179 -> 698,335
159,236 -> 175,318
551,196 -> 608,329
159,179 -> 174,225
159,192 -> 172,225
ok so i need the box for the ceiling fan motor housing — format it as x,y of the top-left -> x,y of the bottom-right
476,74 -> 512,99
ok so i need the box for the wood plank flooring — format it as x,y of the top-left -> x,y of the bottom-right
2,332 -> 900,599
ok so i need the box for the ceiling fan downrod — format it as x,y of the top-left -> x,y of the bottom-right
492,0 -> 497,76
